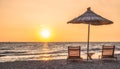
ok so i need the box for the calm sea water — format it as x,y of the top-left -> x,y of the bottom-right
0,42 -> 120,62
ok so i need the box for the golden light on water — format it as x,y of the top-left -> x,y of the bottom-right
40,42 -> 51,61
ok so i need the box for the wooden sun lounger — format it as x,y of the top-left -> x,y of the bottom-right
67,46 -> 82,62
99,45 -> 117,61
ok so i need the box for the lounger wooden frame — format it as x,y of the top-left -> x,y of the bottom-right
100,45 -> 117,61
67,46 -> 82,62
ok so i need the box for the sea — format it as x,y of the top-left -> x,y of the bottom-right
0,42 -> 120,62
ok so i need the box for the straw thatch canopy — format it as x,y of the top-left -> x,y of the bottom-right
67,7 -> 113,25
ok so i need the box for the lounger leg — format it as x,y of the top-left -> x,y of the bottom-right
67,59 -> 68,64
116,57 -> 117,62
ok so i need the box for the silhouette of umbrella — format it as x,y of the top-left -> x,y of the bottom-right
67,7 -> 113,61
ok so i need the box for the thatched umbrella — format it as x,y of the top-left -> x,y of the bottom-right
67,7 -> 113,61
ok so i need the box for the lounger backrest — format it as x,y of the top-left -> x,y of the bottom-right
102,45 -> 115,58
68,46 -> 80,58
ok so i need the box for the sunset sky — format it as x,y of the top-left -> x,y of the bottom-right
0,0 -> 120,42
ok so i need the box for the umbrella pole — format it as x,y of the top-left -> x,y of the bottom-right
87,23 -> 90,61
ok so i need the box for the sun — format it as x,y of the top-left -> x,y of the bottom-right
41,29 -> 51,38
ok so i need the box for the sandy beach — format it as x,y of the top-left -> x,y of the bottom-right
0,59 -> 120,69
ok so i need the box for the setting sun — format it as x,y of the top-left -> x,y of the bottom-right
41,29 -> 51,38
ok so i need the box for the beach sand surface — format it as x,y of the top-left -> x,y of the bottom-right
0,59 -> 120,69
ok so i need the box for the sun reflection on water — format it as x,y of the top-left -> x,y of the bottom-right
40,42 -> 52,61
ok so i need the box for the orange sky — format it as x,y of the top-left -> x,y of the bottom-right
0,0 -> 120,42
